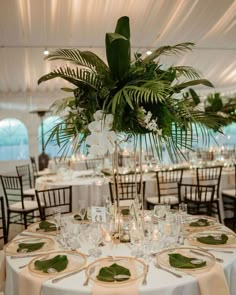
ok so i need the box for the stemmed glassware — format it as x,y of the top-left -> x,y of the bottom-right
78,200 -> 87,221
88,223 -> 102,257
52,207 -> 61,237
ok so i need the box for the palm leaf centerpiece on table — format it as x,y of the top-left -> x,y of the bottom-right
38,15 -> 229,161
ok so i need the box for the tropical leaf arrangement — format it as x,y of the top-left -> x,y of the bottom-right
184,89 -> 236,130
38,16 -> 231,161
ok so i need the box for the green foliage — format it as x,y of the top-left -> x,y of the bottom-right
38,15 -> 232,160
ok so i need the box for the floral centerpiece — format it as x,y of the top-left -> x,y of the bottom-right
38,16 -> 229,160
38,16 -> 230,236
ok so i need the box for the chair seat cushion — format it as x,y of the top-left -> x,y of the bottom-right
222,189 -> 236,198
146,195 -> 179,205
23,188 -> 36,196
9,201 -> 38,212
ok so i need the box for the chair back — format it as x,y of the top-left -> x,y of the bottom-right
35,186 -> 72,220
30,156 -> 38,175
156,169 -> 183,203
85,158 -> 104,170
178,183 -> 215,215
109,173 -> 145,204
16,164 -> 33,189
196,165 -> 222,198
0,196 -> 7,244
0,175 -> 25,209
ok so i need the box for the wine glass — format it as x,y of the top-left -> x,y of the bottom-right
130,222 -> 144,258
78,200 -> 87,221
52,207 -> 61,236
88,223 -> 102,257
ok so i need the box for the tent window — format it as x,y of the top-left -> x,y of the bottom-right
0,118 -> 29,161
38,116 -> 72,158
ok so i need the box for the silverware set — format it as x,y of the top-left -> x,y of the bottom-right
153,261 -> 182,278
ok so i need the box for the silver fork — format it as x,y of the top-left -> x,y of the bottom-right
142,264 -> 149,285
153,262 -> 182,278
83,265 -> 95,286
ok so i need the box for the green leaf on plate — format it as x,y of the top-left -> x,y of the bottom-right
17,242 -> 45,253
169,253 -> 206,269
96,263 -> 131,282
36,220 -> 57,232
196,234 -> 228,245
121,209 -> 130,216
34,255 -> 68,273
189,218 -> 210,227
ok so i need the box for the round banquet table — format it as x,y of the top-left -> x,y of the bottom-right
3,220 -> 236,295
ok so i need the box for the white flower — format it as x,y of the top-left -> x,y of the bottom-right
104,114 -> 114,129
144,111 -> 152,124
146,119 -> 158,131
93,110 -> 104,121
86,111 -> 116,157
88,121 -> 102,133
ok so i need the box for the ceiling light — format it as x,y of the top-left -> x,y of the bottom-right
43,49 -> 49,56
146,50 -> 152,55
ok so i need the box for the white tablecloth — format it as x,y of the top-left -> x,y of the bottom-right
4,224 -> 236,295
35,168 -> 235,218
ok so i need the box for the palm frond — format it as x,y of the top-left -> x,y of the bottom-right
111,81 -> 171,114
50,97 -> 75,115
142,42 -> 195,65
38,66 -> 101,90
171,66 -> 201,80
45,49 -> 109,74
173,79 -> 214,90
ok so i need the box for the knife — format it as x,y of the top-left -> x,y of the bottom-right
190,250 -> 224,263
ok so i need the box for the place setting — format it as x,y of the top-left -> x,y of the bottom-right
184,215 -> 218,233
4,236 -> 55,257
155,247 -> 216,275
187,230 -> 236,248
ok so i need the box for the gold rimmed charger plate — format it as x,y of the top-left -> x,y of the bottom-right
156,247 -> 216,273
187,230 -> 236,248
4,236 -> 55,256
28,250 -> 87,277
185,215 -> 217,232
85,256 -> 147,287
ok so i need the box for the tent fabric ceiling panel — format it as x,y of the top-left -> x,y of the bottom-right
0,0 -> 236,107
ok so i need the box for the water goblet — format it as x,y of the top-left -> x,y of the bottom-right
78,200 -> 87,221
88,223 -> 102,257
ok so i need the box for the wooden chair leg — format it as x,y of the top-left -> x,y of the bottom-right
23,213 -> 27,229
216,200 -> 222,223
6,211 -> 10,242
233,200 -> 236,230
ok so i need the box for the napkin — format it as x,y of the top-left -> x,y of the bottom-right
0,250 -> 6,291
192,264 -> 230,295
18,255 -> 68,295
18,268 -> 49,295
92,282 -> 138,295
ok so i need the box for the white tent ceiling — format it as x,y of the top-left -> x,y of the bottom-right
1,0 -> 236,109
